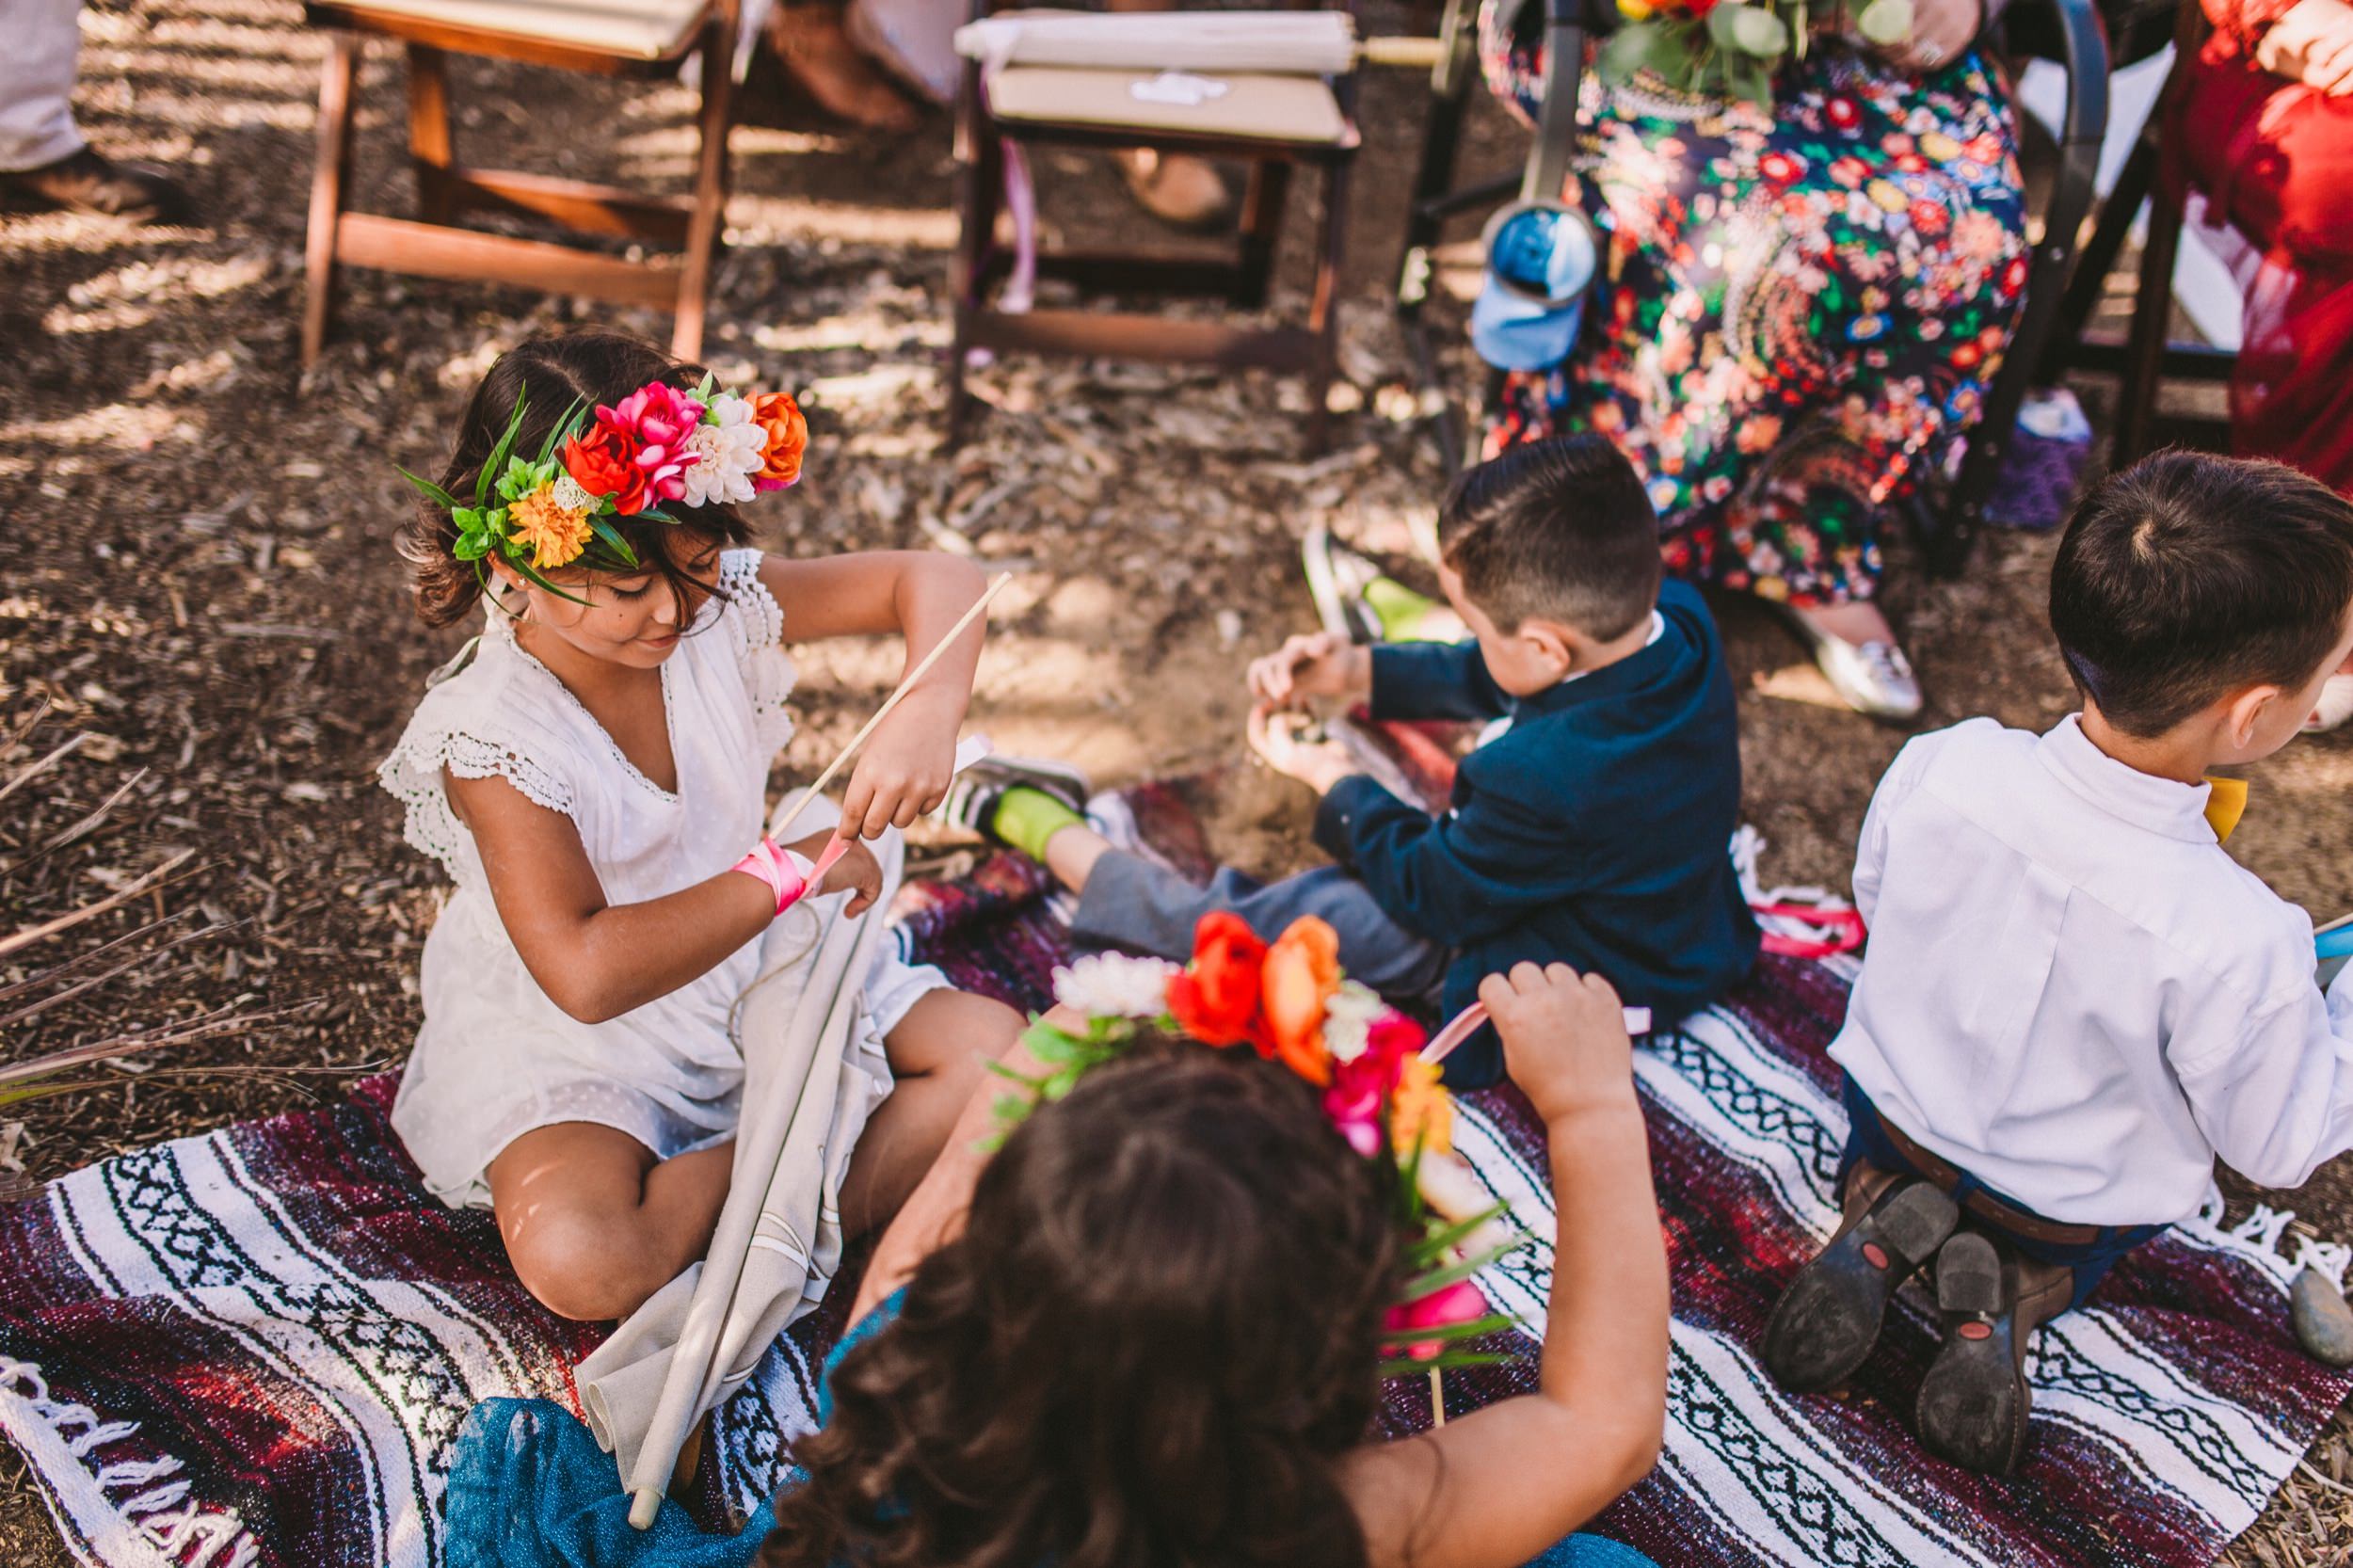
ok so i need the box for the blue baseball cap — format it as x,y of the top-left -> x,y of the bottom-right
1469,200 -> 1599,373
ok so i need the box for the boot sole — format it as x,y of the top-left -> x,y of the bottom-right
1762,1181 -> 1960,1393
1917,1233 -> 2029,1474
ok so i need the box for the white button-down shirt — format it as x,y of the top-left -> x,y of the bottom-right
1829,714 -> 2353,1225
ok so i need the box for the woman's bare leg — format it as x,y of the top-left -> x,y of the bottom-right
488,1123 -> 734,1321
838,988 -> 1024,1237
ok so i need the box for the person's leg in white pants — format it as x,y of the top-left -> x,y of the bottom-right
0,0 -> 189,219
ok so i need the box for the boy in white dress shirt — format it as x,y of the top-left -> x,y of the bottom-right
1761,452 -> 2353,1474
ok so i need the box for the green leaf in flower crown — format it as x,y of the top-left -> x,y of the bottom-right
587,518 -> 639,568
1401,1233 -> 1535,1301
536,396 -> 586,466
694,370 -> 717,407
508,550 -> 594,608
1377,1313 -> 1522,1348
397,466 -> 463,512
1707,1 -> 1791,56
480,392 -> 527,506
1855,0 -> 1913,44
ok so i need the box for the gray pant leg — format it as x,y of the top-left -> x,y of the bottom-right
1070,853 -> 1450,1002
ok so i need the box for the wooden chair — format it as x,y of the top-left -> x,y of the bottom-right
2047,0 -> 2235,464
945,5 -> 1364,453
300,0 -> 740,366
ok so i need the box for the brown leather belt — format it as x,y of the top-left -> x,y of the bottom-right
1872,1109 -> 2105,1249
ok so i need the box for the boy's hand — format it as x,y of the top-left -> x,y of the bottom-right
1481,962 -> 1640,1126
1247,632 -> 1371,709
1248,705 -> 1358,795
790,830 -> 884,917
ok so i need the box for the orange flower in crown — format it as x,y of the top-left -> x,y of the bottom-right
994,913 -> 1529,1379
749,392 -> 808,491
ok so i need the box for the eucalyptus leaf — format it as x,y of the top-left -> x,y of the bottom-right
1709,1 -> 1790,56
1856,0 -> 1912,44
1598,19 -> 1703,83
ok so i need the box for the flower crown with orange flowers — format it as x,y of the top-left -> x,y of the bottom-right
1000,913 -> 1530,1378
399,374 -> 808,603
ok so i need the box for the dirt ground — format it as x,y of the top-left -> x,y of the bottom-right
8,0 -> 2353,1560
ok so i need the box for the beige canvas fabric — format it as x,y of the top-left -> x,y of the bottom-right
578,792 -> 904,1514
984,66 -> 1350,142
952,8 -> 1357,73
328,0 -> 711,58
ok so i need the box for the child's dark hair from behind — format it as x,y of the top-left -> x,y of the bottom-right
395,331 -> 754,628
1438,433 -> 1662,642
763,1042 -> 1401,1568
2051,451 -> 2353,737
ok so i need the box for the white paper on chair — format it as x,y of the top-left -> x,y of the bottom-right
1130,71 -> 1230,107
952,9 -> 1356,74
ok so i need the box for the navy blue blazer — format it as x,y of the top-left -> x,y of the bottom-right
1313,580 -> 1759,1087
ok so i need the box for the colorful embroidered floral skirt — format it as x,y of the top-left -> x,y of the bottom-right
1479,21 -> 2029,604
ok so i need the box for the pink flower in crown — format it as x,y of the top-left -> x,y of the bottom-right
1384,1279 -> 1491,1362
1322,1012 -> 1423,1158
595,381 -> 706,507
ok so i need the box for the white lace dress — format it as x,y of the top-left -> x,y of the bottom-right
378,549 -> 950,1208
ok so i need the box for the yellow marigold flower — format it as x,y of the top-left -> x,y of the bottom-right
508,483 -> 592,569
1392,1055 -> 1454,1159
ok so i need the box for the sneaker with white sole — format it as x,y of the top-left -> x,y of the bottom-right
1302,525 -> 1387,645
936,756 -> 1092,846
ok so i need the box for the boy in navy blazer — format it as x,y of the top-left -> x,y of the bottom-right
946,435 -> 1759,1085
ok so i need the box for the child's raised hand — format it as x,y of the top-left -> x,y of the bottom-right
1246,632 -> 1370,709
791,830 -> 885,916
1481,962 -> 1640,1126
1247,704 -> 1358,795
840,719 -> 956,840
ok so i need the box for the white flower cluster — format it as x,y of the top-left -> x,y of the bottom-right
1322,980 -> 1385,1063
1051,952 -> 1180,1019
551,473 -> 597,512
680,392 -> 768,508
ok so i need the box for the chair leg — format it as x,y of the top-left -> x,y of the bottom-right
1234,160 -> 1290,310
1305,154 -> 1351,456
672,16 -> 735,362
2118,176 -> 2186,467
945,87 -> 1000,450
2042,130 -> 2156,383
302,34 -> 360,370
406,43 -> 455,225
1397,0 -> 1475,325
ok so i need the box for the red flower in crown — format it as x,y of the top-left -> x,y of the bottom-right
561,424 -> 648,517
595,381 -> 704,506
1166,911 -> 1271,1051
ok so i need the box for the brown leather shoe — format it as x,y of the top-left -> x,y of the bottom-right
1916,1231 -> 2072,1474
1762,1167 -> 1961,1394
0,147 -> 192,223
1113,149 -> 1232,231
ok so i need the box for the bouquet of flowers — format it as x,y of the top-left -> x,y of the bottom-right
1000,914 -> 1530,1380
1599,0 -> 1913,104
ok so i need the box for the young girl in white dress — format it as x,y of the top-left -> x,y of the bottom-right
379,331 -> 1020,1323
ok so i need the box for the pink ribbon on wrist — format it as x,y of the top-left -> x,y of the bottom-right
729,834 -> 857,917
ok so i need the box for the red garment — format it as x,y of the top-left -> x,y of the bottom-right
2168,0 -> 2353,494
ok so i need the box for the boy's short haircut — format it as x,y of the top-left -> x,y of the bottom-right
2050,451 -> 2353,738
1438,434 -> 1662,642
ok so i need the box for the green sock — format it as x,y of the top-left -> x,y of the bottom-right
1364,577 -> 1440,642
991,786 -> 1083,862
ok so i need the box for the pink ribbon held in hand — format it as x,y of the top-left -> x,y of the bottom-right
730,834 -> 858,917
1418,999 -> 1654,1068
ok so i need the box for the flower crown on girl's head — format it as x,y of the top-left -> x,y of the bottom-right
398,372 -> 808,600
999,912 -> 1531,1378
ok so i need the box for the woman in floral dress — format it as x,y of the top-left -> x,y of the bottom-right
1479,0 -> 2027,716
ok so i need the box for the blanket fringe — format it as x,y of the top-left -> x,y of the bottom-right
2185,1191 -> 2353,1290
0,1354 -> 260,1568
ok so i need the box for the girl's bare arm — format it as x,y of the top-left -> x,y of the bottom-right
447,771 -> 866,1023
1341,966 -> 1671,1568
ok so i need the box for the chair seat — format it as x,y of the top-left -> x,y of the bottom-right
306,0 -> 712,62
986,68 -> 1355,147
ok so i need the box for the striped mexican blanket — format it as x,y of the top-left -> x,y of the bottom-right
2,787 -> 2348,1567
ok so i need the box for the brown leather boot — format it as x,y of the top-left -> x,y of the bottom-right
0,147 -> 191,224
1762,1164 -> 1961,1394
1915,1230 -> 2073,1474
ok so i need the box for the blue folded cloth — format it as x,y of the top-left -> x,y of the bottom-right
443,1292 -> 1657,1568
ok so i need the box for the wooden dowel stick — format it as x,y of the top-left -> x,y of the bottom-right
1430,1368 -> 1447,1427
769,572 -> 1013,845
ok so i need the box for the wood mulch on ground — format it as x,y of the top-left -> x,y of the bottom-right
6,0 -> 2353,1560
